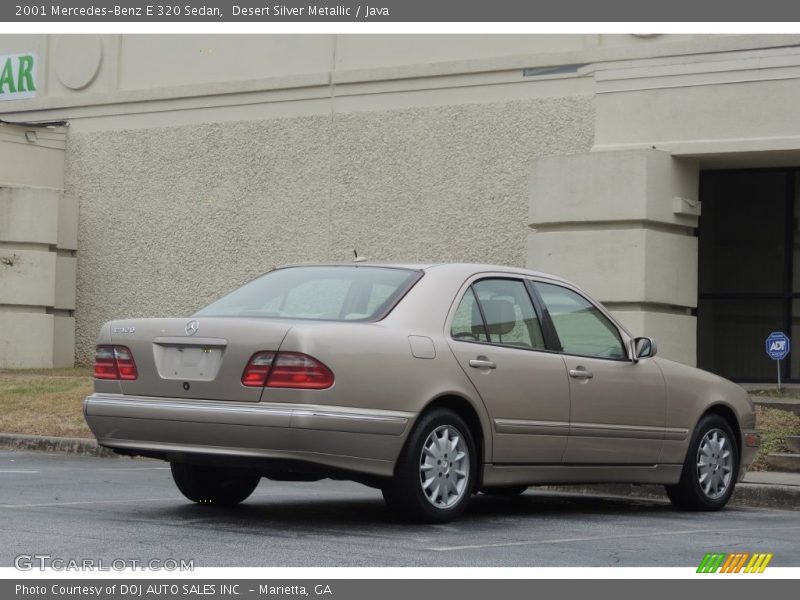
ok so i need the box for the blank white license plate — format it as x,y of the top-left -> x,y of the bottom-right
154,345 -> 223,381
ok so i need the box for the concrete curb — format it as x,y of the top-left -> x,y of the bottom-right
750,396 -> 800,415
0,433 -> 117,458
540,482 -> 800,511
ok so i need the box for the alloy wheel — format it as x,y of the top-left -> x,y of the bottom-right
419,425 -> 470,509
696,428 -> 734,500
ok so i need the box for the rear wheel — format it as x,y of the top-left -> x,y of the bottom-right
170,462 -> 260,506
382,408 -> 477,523
665,414 -> 739,511
481,485 -> 528,497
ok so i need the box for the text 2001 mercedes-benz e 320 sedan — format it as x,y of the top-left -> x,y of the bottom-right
84,263 -> 759,522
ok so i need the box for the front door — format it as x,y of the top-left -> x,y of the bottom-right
447,277 -> 570,464
533,281 -> 666,464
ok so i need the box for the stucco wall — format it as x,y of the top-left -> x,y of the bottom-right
67,95 -> 593,363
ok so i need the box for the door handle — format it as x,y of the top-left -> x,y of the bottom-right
469,357 -> 496,369
569,367 -> 594,379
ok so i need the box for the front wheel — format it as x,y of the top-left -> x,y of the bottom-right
665,414 -> 739,511
170,462 -> 260,506
382,409 -> 477,523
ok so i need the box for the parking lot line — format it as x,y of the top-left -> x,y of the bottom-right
85,466 -> 170,471
427,525 -> 800,552
0,497 -> 177,509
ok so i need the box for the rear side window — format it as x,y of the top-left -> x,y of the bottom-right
450,288 -> 489,343
534,282 -> 625,359
473,279 -> 545,349
451,278 -> 545,349
196,266 -> 421,321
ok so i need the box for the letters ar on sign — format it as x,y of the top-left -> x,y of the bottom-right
0,53 -> 36,101
766,332 -> 791,361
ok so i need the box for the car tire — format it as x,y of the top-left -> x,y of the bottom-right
665,414 -> 739,511
170,462 -> 261,506
382,408 -> 477,523
481,485 -> 528,497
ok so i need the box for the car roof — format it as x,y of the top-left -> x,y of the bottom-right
275,261 -> 570,283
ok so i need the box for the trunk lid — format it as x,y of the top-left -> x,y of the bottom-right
109,317 -> 292,401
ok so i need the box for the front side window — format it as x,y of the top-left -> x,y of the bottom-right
534,282 -> 625,359
196,266 -> 421,321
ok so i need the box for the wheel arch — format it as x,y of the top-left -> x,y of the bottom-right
699,403 -> 742,460
411,393 -> 492,483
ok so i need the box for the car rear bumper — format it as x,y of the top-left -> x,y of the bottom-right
84,393 -> 414,478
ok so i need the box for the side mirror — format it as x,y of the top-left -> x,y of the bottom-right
631,336 -> 657,361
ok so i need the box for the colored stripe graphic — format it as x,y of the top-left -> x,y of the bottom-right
733,553 -> 750,573
698,552 -> 772,573
697,553 -> 726,573
720,553 -> 738,573
744,553 -> 773,573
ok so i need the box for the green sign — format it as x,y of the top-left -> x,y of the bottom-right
0,53 -> 37,101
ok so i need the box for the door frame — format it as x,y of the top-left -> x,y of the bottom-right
698,166 -> 800,382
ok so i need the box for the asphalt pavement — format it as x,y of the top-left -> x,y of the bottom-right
2,450 -> 800,567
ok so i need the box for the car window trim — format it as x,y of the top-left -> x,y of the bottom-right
449,275 -> 550,353
528,279 -> 632,362
524,280 -> 563,352
470,285 -> 492,343
473,277 -> 547,350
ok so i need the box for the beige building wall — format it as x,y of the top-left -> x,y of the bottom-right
65,96 -> 593,363
3,34 -> 800,366
528,149 -> 700,364
0,122 -> 73,368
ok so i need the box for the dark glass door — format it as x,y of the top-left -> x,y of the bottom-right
697,169 -> 799,382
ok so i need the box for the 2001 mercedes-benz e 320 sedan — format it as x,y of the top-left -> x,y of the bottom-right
84,263 -> 759,522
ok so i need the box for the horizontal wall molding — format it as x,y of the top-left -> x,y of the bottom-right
0,304 -> 47,314
2,35 -> 800,129
0,72 -> 595,134
529,219 -> 695,236
0,127 -> 67,150
604,301 -> 695,315
595,135 -> 800,158
0,241 -> 52,251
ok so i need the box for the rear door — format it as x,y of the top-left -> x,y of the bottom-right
531,281 -> 666,464
447,277 -> 570,464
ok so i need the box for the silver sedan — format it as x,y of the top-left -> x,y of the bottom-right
84,263 -> 759,522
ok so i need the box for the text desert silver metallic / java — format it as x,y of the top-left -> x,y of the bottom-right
84,263 -> 759,522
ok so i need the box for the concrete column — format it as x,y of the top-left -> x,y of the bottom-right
0,121 -> 72,368
528,149 -> 700,365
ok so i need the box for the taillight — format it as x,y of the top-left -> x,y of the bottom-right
241,352 -> 275,387
94,345 -> 138,380
94,346 -> 118,379
267,352 -> 335,389
114,346 -> 138,380
241,352 -> 334,390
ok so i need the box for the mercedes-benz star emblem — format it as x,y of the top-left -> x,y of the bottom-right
185,320 -> 199,336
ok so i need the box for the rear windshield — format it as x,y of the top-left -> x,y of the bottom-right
195,266 -> 422,321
